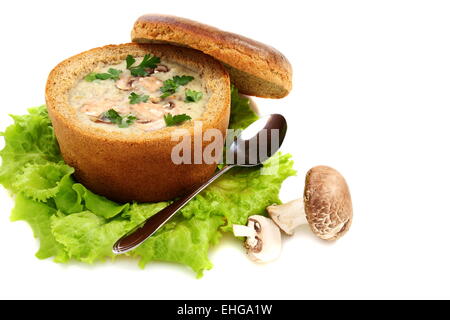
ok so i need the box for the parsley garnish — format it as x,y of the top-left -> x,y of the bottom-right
164,113 -> 192,126
160,76 -> 194,99
84,68 -> 122,82
126,55 -> 136,69
128,92 -> 149,104
119,115 -> 137,128
101,109 -> 137,128
84,73 -> 98,82
126,54 -> 161,77
185,89 -> 203,103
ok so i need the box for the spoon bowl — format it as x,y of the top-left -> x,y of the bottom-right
229,114 -> 287,166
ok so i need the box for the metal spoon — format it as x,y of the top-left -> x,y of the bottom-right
112,114 -> 287,254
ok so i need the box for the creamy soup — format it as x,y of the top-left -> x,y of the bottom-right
69,54 -> 208,132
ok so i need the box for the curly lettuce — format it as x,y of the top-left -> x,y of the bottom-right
229,85 -> 259,130
0,87 -> 295,277
0,107 -> 62,190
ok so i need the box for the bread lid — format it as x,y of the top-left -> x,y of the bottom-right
131,14 -> 292,98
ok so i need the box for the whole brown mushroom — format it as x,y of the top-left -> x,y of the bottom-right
267,166 -> 353,241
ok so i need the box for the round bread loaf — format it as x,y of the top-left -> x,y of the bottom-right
132,14 -> 292,99
46,43 -> 230,202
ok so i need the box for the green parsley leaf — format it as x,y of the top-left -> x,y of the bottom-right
128,92 -> 149,104
126,55 -> 136,69
130,68 -> 148,77
126,54 -> 161,77
84,68 -> 122,82
100,109 -> 137,128
160,80 -> 178,98
118,115 -> 137,128
160,75 -> 194,99
101,109 -> 122,125
84,72 -> 98,82
185,89 -> 203,103
164,113 -> 192,126
140,54 -> 161,69
95,73 -> 112,80
173,75 -> 195,85
107,68 -> 122,80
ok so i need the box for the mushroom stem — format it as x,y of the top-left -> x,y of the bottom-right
267,199 -> 308,235
233,222 -> 258,247
232,224 -> 257,238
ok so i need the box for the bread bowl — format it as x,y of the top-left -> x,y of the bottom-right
132,14 -> 292,98
45,15 -> 292,203
46,43 -> 230,202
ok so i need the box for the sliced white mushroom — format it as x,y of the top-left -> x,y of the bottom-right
154,65 -> 169,73
136,77 -> 163,93
151,96 -> 162,104
115,74 -> 135,90
163,101 -> 176,109
233,215 -> 281,263
232,224 -> 256,238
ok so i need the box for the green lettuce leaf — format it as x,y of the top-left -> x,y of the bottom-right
0,107 -> 61,189
122,203 -> 224,276
53,175 -> 84,214
71,183 -> 129,219
11,194 -> 68,262
229,85 -> 259,130
50,210 -> 129,263
0,87 -> 295,277
130,210 -> 224,277
13,162 -> 74,202
181,153 -> 295,230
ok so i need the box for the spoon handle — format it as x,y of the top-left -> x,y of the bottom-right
112,164 -> 234,254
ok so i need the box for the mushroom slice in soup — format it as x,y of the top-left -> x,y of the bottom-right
134,76 -> 163,93
130,102 -> 166,122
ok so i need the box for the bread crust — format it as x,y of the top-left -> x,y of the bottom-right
132,14 -> 292,98
46,43 -> 230,202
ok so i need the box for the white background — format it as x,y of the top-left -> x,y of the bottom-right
0,0 -> 449,300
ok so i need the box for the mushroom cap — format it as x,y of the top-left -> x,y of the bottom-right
304,166 -> 353,241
